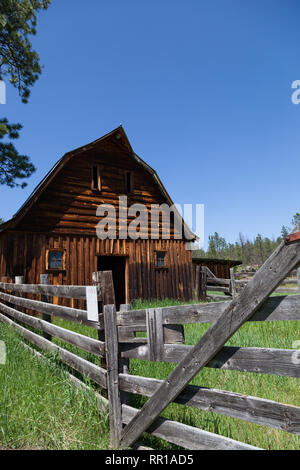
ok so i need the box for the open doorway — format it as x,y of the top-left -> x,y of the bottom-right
97,256 -> 127,310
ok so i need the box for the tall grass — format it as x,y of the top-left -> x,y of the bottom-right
0,323 -> 110,450
128,300 -> 300,450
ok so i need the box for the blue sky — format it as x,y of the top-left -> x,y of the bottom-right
1,0 -> 300,248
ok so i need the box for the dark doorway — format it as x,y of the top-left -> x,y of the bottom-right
97,256 -> 127,310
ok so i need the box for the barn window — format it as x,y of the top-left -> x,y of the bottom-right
125,171 -> 133,194
91,165 -> 101,191
46,250 -> 65,270
156,252 -> 165,267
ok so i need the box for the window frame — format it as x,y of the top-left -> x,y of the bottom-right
46,249 -> 66,272
91,165 -> 102,192
124,170 -> 133,194
155,250 -> 168,269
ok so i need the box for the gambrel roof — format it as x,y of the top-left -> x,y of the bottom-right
0,126 -> 196,240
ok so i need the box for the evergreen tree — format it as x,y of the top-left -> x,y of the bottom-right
0,0 -> 51,187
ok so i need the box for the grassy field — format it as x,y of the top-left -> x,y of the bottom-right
1,295 -> 300,450
0,322 -> 110,450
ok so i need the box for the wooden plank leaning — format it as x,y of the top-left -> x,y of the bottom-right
120,224 -> 300,448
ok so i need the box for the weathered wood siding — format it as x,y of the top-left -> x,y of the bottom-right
0,232 -> 193,302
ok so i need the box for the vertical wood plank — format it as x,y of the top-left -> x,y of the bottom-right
146,308 -> 164,361
119,303 -> 131,406
104,304 -> 122,448
40,274 -> 52,341
199,266 -> 207,300
230,268 -> 237,298
297,266 -> 300,293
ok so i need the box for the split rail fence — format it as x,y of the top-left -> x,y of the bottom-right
1,231 -> 300,449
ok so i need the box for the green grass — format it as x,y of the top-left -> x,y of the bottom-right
0,322 -> 110,450
1,295 -> 300,450
128,299 -> 300,450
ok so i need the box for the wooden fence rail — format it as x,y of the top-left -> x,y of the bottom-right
197,265 -> 300,300
1,232 -> 300,450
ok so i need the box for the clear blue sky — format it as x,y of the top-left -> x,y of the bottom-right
1,0 -> 300,248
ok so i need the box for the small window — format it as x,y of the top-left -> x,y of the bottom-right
91,165 -> 101,191
156,252 -> 165,267
46,250 -> 65,270
125,171 -> 133,194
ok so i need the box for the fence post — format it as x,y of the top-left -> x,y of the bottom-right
93,271 -> 116,369
40,274 -> 52,342
14,276 -> 24,313
297,267 -> 300,293
198,266 -> 207,300
230,268 -> 237,298
119,304 -> 131,406
104,304 -> 122,449
146,308 -> 164,361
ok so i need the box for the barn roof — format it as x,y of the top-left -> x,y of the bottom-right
0,126 -> 196,240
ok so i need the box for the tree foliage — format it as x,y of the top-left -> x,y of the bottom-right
0,0 -> 51,187
200,213 -> 299,267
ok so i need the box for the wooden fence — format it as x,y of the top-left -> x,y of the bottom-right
1,231 -> 300,450
196,265 -> 300,300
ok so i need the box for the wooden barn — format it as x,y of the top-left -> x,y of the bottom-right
0,126 -> 196,307
192,253 -> 242,282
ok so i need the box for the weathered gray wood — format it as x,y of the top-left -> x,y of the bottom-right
163,324 -> 185,344
104,304 -> 122,448
118,294 -> 300,326
275,287 -> 299,293
298,267 -> 300,293
118,304 -> 131,406
120,342 -> 300,378
206,294 -> 230,301
14,276 -> 25,314
0,302 -> 105,356
40,274 -> 52,341
93,271 -> 116,369
122,405 -> 261,450
230,268 -> 237,297
205,267 -> 217,278
0,282 -> 90,299
120,231 -> 300,448
207,285 -> 231,294
146,308 -> 164,361
207,277 -> 231,287
0,291 -> 98,328
0,312 -> 107,387
199,266 -> 207,300
119,374 -> 300,434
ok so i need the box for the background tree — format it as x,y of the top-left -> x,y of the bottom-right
0,0 -> 51,187
292,213 -> 300,228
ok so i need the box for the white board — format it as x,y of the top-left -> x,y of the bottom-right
86,286 -> 99,321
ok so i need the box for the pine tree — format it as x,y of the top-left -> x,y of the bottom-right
0,0 -> 51,187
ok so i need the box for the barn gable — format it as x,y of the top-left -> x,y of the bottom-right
1,126 -> 195,240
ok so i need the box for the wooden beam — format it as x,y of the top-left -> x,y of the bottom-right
0,302 -> 105,356
122,405 -> 261,450
118,374 -> 300,434
40,274 -> 52,341
146,308 -> 164,361
0,282 -> 89,299
104,304 -> 122,448
120,232 -> 300,448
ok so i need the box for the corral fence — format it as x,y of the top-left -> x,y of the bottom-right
1,231 -> 300,449
196,265 -> 300,300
